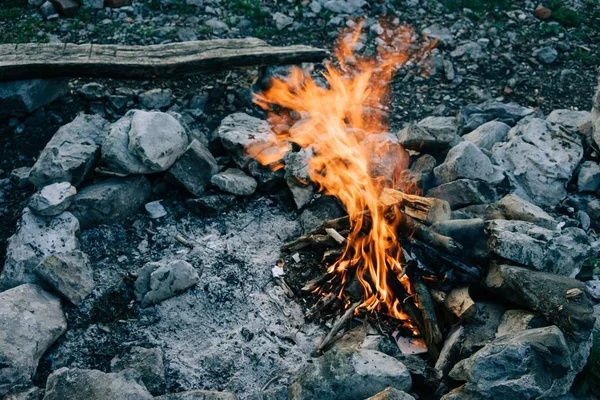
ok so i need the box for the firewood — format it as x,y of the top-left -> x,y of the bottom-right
283,234 -> 336,252
325,228 -> 347,245
379,188 -> 451,225
305,292 -> 338,319
414,280 -> 442,346
316,302 -> 360,353
444,286 -> 476,321
301,272 -> 334,293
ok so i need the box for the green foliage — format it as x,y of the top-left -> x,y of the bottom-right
0,16 -> 57,44
0,7 -> 21,19
253,26 -> 278,39
229,0 -> 268,23
537,21 -> 563,36
0,0 -> 27,8
547,0 -> 582,27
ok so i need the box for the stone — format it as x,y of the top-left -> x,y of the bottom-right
398,154 -> 436,192
0,284 -> 66,396
417,116 -> 459,138
577,161 -> 600,192
42,368 -> 153,400
10,167 -> 32,188
289,348 -> 411,400
81,0 -> 103,8
585,280 -> 600,300
29,114 -> 109,189
432,218 -> 488,259
0,209 -> 79,290
593,73 -> 600,150
546,109 -> 593,134
29,182 -> 77,217
188,93 -> 208,111
4,387 -> 41,400
496,193 -> 556,229
50,0 -> 79,16
397,123 -> 457,152
247,160 -> 285,192
458,102 -> 535,133
29,0 -> 44,6
204,19 -> 229,33
450,41 -> 484,60
433,141 -> 504,185
34,250 -> 94,306
425,179 -> 497,209
366,388 -> 415,400
487,219 -> 591,276
496,309 -> 548,337
534,47 -> 558,64
462,121 -> 510,151
39,1 -> 56,17
155,392 -> 235,400
535,5 -> 552,20
145,200 -> 167,219
217,113 -> 278,169
167,140 -> 218,197
139,88 -> 172,109
0,79 -> 68,117
78,83 -> 105,100
273,12 -> 293,30
322,0 -> 366,14
185,194 -> 236,217
422,24 -> 454,48
110,347 -> 166,395
299,196 -> 344,234
134,260 -> 199,307
448,326 -> 574,398
362,133 -> 410,184
211,168 -> 257,196
492,117 -> 583,207
69,176 -> 151,229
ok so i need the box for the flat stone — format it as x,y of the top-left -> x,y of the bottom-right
462,120 -> 510,151
110,347 -> 166,395
29,182 -> 77,217
289,348 -> 411,400
534,47 -> 558,64
185,194 -> 236,217
69,176 -> 151,229
0,79 -> 69,117
426,179 -> 497,209
211,168 -> 257,196
546,109 -> 593,134
397,123 -> 458,152
366,388 -> 415,400
0,209 -> 79,290
34,250 -> 94,306
417,116 -> 459,138
0,284 -> 66,396
42,368 -> 153,400
487,219 -> 591,276
459,102 -> 535,133
134,260 -> 200,307
434,141 -> 504,185
496,309 -> 548,337
167,139 -> 218,197
138,88 -> 172,109
492,117 -> 583,206
577,161 -> 600,192
78,83 -> 105,100
29,114 -> 109,189
145,200 -> 167,219
496,193 -> 556,229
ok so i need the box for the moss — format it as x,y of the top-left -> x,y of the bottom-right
547,0 -> 582,27
0,16 -> 59,44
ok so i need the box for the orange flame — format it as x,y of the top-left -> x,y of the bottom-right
251,22 -> 426,320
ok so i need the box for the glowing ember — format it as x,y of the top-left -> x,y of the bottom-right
249,22 -> 431,321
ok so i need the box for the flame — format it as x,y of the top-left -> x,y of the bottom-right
250,22 -> 428,320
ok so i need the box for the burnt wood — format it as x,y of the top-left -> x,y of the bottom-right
0,39 -> 328,81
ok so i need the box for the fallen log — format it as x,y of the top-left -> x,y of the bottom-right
379,188 -> 451,225
0,39 -> 328,81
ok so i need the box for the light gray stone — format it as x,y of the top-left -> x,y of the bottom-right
593,74 -> 600,150
167,139 -> 218,197
110,347 -> 165,395
417,116 -> 459,138
496,193 -> 556,229
398,123 -> 458,152
487,219 -> 591,276
492,117 -> 583,206
29,114 -> 109,189
496,309 -> 548,337
398,154 -> 436,192
211,168 -> 257,196
134,260 -> 199,307
145,200 -> 167,219
362,133 -> 410,184
42,368 -> 153,400
217,113 -> 277,168
3,386 -> 40,400
322,0 -> 366,13
434,141 -> 504,185
366,388 -> 415,400
273,12 -> 293,30
69,176 -> 151,229
29,182 -> 76,217
425,179 -> 497,209
34,250 -> 93,306
534,47 -> 558,64
422,24 -> 454,47
0,209 -> 79,290
577,161 -> 600,192
546,109 -> 592,134
138,88 -> 172,109
289,348 -> 411,400
0,284 -> 66,396
450,41 -> 484,60
0,79 -> 69,117
462,120 -> 510,151
38,1 -> 56,17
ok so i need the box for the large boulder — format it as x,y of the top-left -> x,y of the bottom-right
29,114 -> 109,189
433,141 -> 504,185
0,284 -> 67,396
42,368 -> 153,400
69,176 -> 151,229
491,117 -> 583,206
0,79 -> 69,118
0,209 -> 79,290
101,110 -> 188,175
166,139 -> 218,197
289,348 -> 411,400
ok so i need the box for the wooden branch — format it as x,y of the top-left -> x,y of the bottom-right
317,302 -> 360,353
325,228 -> 347,245
0,39 -> 328,81
379,188 -> 451,225
414,281 -> 442,346
301,272 -> 334,293
283,234 -> 335,252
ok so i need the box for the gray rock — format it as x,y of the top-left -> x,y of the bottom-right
398,154 -> 436,192
322,0 -> 366,13
145,200 -> 167,219
29,0 -> 44,6
397,123 -> 457,152
546,109 -> 593,134
422,24 -> 454,47
425,179 -> 497,209
188,93 -> 208,111
247,160 -> 284,192
577,161 -> 600,192
593,77 -> 600,149
155,391 -> 235,400
574,210 -> 591,231
204,18 -> 229,33
496,193 -> 556,229
299,196 -> 344,234
459,102 -> 535,133
29,114 -> 109,189
417,116 -> 459,138
273,12 -> 293,30
487,219 -> 591,276
42,368 -> 153,400
134,260 -> 199,307
0,79 -> 69,117
0,209 -> 79,290
10,167 -> 32,188
289,348 -> 411,400
3,386 -> 41,400
217,113 -> 277,168
69,176 -> 151,229
496,309 -> 548,337
110,347 -> 166,395
211,168 -> 257,196
34,250 -> 94,306
0,284 -> 67,396
450,41 -> 484,60
29,182 -> 77,216
492,117 -> 583,206
449,326 -> 573,398
585,280 -> 600,300
167,139 -> 218,197
78,83 -> 105,100
434,141 -> 504,185
366,388 -> 415,400
362,133 -> 410,184
534,47 -> 558,64
462,120 -> 510,151
81,0 -> 103,8
139,88 -> 172,109
432,218 -> 488,259
38,1 -> 56,17
185,194 -> 236,217
451,203 -> 505,220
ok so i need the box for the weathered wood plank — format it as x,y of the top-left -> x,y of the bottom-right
0,38 -> 328,81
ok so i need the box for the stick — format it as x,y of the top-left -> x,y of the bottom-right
317,302 -> 360,353
302,273 -> 334,293
414,280 -> 442,346
175,233 -> 194,248
283,234 -> 334,252
325,228 -> 347,245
